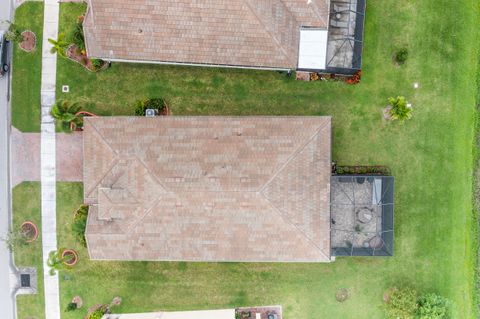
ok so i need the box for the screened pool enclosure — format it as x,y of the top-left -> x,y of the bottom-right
331,176 -> 394,257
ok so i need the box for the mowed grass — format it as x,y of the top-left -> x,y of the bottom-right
52,1 -> 480,319
11,2 -> 44,132
13,182 -> 45,319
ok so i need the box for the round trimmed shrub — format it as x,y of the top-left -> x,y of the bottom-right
416,293 -> 450,319
394,48 -> 409,65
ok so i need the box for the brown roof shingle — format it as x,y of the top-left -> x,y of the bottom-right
84,0 -> 329,69
84,117 -> 332,262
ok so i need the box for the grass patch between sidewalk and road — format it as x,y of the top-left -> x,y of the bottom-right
12,182 -> 45,319
11,2 -> 44,132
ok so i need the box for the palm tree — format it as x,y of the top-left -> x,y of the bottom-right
388,96 -> 412,122
51,100 -> 81,130
48,33 -> 68,57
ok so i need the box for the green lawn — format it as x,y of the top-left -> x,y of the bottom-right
52,0 -> 480,318
11,2 -> 44,132
12,182 -> 45,319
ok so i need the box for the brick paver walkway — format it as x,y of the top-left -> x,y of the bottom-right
11,128 -> 83,186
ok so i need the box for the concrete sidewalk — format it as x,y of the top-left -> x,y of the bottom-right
39,1 -> 61,319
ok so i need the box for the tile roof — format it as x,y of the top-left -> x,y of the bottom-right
84,0 -> 329,69
84,117 -> 332,262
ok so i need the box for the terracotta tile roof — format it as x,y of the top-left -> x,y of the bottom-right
84,117 -> 332,262
84,0 -> 329,69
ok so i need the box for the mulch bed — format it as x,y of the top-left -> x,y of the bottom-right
20,221 -> 38,242
19,30 -> 36,52
66,44 -> 108,72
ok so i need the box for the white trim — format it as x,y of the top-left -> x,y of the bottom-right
94,57 -> 292,72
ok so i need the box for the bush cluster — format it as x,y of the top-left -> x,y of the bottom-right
386,288 -> 450,319
72,21 -> 85,51
72,205 -> 88,247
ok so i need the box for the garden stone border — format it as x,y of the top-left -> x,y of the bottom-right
19,30 -> 36,52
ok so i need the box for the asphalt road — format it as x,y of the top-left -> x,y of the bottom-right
0,0 -> 16,318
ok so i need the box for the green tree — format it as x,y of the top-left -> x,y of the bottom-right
48,33 -> 69,57
47,249 -> 72,276
388,96 -> 413,122
50,100 -> 81,130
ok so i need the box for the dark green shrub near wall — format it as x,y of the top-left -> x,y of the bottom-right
71,205 -> 88,247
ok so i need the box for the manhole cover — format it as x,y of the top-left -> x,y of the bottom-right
20,274 -> 31,288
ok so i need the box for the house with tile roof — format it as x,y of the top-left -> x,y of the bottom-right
83,116 -> 394,262
83,0 -> 366,74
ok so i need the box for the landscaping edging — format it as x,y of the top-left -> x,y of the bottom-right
19,30 -> 36,52
20,221 -> 38,243
61,249 -> 78,266
66,44 -> 108,73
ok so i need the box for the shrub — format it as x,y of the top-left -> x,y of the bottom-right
72,205 -> 88,247
385,287 -> 418,319
394,48 -> 409,65
416,293 -> 450,319
51,100 -> 82,130
90,58 -> 104,70
65,302 -> 77,312
2,230 -> 28,252
72,22 -> 85,51
89,309 -> 105,319
135,98 -> 168,116
5,22 -> 23,42
88,305 -> 108,319
388,96 -> 412,122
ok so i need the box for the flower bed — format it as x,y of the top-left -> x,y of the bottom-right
19,30 -> 36,52
66,44 -> 108,73
61,249 -> 78,266
20,221 -> 38,243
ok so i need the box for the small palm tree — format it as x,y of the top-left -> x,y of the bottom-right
388,96 -> 412,122
51,100 -> 81,130
48,33 -> 68,57
47,250 -> 71,276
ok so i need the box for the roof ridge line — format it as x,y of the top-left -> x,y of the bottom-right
258,119 -> 329,193
243,0 -> 298,65
259,192 -> 330,260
